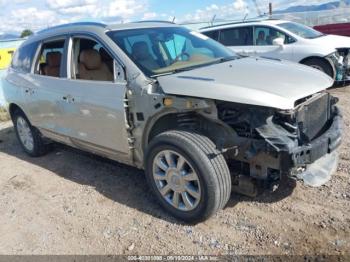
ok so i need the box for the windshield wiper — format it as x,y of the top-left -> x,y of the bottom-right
215,55 -> 239,63
151,66 -> 202,77
151,56 -> 239,77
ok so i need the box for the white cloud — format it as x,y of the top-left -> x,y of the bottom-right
46,0 -> 97,9
46,0 -> 147,22
0,0 -> 148,33
182,1 -> 250,23
143,12 -> 157,20
233,0 -> 246,11
0,7 -> 57,32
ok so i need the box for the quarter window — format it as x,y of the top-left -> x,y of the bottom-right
35,39 -> 65,78
219,27 -> 253,46
11,42 -> 39,73
202,30 -> 219,41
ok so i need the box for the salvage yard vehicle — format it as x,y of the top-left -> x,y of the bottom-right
199,19 -> 350,83
3,21 -> 342,222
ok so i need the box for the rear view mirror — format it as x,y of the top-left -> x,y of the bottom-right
273,38 -> 285,47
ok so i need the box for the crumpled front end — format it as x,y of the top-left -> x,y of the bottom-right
328,49 -> 350,82
219,92 -> 342,188
256,92 -> 342,186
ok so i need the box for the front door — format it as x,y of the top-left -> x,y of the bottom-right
249,26 -> 295,60
58,36 -> 130,155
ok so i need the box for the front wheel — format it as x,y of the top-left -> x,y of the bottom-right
303,58 -> 334,78
145,130 -> 231,223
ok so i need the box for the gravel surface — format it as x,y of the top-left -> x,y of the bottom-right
0,87 -> 349,255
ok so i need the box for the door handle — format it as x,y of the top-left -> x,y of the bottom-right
62,95 -> 75,103
25,88 -> 34,95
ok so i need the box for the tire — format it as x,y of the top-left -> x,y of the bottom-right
303,58 -> 334,78
145,130 -> 231,223
13,110 -> 48,157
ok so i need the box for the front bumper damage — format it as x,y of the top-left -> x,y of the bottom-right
255,98 -> 342,187
328,49 -> 350,82
295,151 -> 338,187
290,108 -> 342,186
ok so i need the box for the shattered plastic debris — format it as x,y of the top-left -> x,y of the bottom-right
297,151 -> 339,187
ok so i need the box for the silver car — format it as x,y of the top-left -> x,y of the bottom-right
3,21 -> 342,222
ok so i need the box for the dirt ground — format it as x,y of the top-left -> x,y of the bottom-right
0,87 -> 349,256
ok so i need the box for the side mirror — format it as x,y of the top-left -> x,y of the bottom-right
114,60 -> 126,82
273,37 -> 285,47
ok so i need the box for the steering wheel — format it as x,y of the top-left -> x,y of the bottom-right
172,52 -> 191,64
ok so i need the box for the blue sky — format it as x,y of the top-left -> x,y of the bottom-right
0,0 -> 335,34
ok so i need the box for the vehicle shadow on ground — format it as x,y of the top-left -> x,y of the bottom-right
0,125 -> 296,224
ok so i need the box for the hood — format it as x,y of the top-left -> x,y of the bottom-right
157,57 -> 333,110
308,34 -> 350,48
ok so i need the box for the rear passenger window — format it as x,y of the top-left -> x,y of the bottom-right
11,42 -> 39,73
202,30 -> 219,41
35,40 -> 65,78
219,27 -> 253,46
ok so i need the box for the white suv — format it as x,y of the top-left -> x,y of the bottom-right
3,21 -> 342,222
200,19 -> 350,83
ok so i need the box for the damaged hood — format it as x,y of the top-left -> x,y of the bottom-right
157,57 -> 333,110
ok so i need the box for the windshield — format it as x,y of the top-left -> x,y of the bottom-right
278,22 -> 324,39
107,26 -> 236,77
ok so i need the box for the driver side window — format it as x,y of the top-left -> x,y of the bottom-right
254,26 -> 295,46
70,37 -> 114,82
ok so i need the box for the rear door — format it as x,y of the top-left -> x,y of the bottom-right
58,35 -> 130,155
217,26 -> 255,56
28,37 -> 70,136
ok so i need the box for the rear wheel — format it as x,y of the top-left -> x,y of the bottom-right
13,110 -> 48,157
145,130 -> 231,223
302,58 -> 334,78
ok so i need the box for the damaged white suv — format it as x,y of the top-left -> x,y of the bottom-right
3,21 -> 342,222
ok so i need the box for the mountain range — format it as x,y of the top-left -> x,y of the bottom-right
276,0 -> 350,13
0,33 -> 19,41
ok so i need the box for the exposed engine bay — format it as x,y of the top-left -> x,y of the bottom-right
215,92 -> 342,189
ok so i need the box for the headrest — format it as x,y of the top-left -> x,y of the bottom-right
132,41 -> 151,60
46,52 -> 61,67
80,49 -> 102,70
99,48 -> 112,61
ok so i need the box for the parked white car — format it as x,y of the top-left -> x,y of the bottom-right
200,19 -> 350,83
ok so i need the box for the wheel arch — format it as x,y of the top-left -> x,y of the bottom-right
8,103 -> 25,121
142,110 -> 239,154
299,56 -> 335,78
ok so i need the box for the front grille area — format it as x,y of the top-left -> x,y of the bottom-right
296,93 -> 331,141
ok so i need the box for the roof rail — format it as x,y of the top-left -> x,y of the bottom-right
133,20 -> 175,24
37,21 -> 107,34
199,17 -> 273,30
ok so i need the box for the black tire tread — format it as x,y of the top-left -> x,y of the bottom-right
303,58 -> 334,78
179,131 -> 231,210
146,130 -> 231,222
13,109 -> 48,157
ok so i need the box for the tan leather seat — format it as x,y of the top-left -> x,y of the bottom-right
79,49 -> 113,81
131,41 -> 159,71
43,52 -> 61,77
